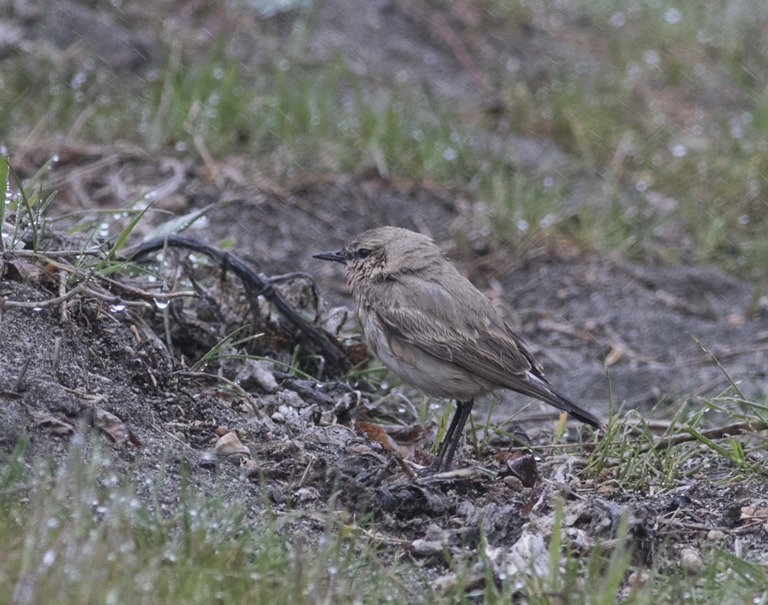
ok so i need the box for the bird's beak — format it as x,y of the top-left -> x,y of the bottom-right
312,250 -> 347,264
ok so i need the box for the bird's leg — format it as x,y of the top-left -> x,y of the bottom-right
431,399 -> 474,471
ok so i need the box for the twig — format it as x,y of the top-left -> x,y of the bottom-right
8,253 -> 195,301
52,336 -> 61,373
59,270 -> 69,322
9,249 -> 105,257
127,235 -> 350,376
12,357 -> 32,392
654,421 -> 768,451
175,371 -> 263,419
0,281 -> 88,309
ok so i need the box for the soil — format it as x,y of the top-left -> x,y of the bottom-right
3,0 -> 768,591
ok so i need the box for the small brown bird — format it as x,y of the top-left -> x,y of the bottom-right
314,226 -> 602,471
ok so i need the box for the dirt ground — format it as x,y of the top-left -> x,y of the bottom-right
3,0 -> 768,588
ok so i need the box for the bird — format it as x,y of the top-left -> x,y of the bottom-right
313,226 -> 602,471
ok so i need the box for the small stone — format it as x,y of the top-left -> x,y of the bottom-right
215,425 -> 229,436
627,570 -> 649,589
294,487 -> 320,502
502,476 -> 523,490
596,484 -> 615,496
680,548 -> 703,572
411,539 -> 444,557
707,530 -> 726,541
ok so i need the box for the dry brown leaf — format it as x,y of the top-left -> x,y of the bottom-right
506,454 -> 540,488
740,503 -> 768,521
355,421 -> 398,451
605,346 -> 625,366
91,408 -> 142,446
6,259 -> 48,284
382,423 -> 432,459
31,411 -> 75,436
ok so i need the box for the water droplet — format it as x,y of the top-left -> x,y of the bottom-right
643,50 -> 660,67
664,8 -> 681,24
517,219 -> 529,232
670,144 -> 687,157
539,214 -> 556,228
543,176 -> 554,188
163,550 -> 178,563
42,549 -> 56,567
110,304 -> 126,313
154,299 -> 169,310
635,180 -> 648,192
610,11 -> 626,27
443,147 -> 457,161
71,71 -> 87,89
191,216 -> 209,230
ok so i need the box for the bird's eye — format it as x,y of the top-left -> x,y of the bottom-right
357,248 -> 372,259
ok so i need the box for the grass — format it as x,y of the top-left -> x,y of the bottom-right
3,402 -> 768,605
0,438 -> 417,605
491,0 -> 768,277
3,1 -> 767,281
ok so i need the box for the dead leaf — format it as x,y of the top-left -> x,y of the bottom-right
32,411 -> 75,436
382,423 -> 431,459
6,259 -> 47,284
605,346 -> 625,366
740,502 -> 768,522
355,421 -> 417,477
91,408 -> 142,446
356,421 -> 399,451
506,454 -> 540,488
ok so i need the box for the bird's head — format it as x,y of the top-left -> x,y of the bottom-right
313,227 -> 441,287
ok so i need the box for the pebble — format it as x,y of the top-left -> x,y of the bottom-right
680,548 -> 703,572
707,529 -> 726,541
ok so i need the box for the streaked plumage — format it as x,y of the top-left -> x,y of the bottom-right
314,226 -> 602,471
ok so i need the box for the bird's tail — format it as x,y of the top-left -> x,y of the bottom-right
523,372 -> 604,430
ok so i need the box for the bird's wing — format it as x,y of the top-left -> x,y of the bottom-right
366,272 -> 602,428
368,273 -> 535,385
